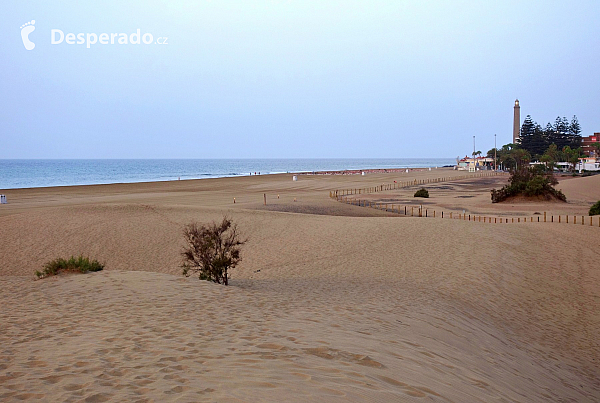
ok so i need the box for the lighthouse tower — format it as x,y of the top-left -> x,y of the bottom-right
513,99 -> 520,144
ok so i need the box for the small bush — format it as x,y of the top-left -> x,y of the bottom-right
590,201 -> 600,216
414,188 -> 429,198
36,256 -> 104,279
182,216 -> 246,285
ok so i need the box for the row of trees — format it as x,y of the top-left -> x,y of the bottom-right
483,114 -> 593,172
486,143 -> 583,172
519,115 -> 582,157
539,144 -> 581,172
486,144 -> 530,171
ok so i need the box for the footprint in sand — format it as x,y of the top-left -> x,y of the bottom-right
20,20 -> 36,50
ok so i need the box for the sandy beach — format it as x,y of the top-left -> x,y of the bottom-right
1,168 -> 599,401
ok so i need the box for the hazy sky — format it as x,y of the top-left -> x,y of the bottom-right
2,1 -> 599,158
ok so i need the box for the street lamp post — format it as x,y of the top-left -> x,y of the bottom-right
473,135 -> 476,171
494,134 -> 497,171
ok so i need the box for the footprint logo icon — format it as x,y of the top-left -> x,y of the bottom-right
20,20 -> 36,50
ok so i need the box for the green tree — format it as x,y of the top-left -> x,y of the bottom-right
561,146 -> 582,172
520,122 -> 548,157
566,115 -> 582,150
550,116 -> 569,150
569,115 -> 581,137
512,148 -> 531,170
540,144 -> 559,172
554,116 -> 568,135
496,143 -> 518,170
521,115 -> 535,138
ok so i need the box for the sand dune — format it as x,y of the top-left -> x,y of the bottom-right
1,169 -> 599,401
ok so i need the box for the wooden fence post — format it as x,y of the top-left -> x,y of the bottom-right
264,193 -> 267,205
544,212 -> 546,222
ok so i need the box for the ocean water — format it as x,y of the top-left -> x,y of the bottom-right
0,159 -> 456,190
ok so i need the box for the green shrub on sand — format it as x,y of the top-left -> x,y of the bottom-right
590,200 -> 600,216
491,167 -> 566,203
414,188 -> 429,198
36,256 -> 104,279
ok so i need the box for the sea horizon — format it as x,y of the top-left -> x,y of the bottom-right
0,158 -> 456,190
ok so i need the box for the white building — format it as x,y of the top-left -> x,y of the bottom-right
576,157 -> 600,172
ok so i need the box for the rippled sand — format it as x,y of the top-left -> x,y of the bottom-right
1,169 -> 599,401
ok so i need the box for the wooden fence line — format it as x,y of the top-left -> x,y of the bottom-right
338,197 -> 600,227
329,171 -> 505,198
329,172 -> 599,227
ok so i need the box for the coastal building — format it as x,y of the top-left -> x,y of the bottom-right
513,99 -> 520,144
456,156 -> 494,171
576,157 -> 600,172
530,161 -> 571,172
581,133 -> 599,156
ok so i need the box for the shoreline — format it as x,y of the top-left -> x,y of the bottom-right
300,166 -> 454,175
0,166 -> 454,192
0,158 -> 457,190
